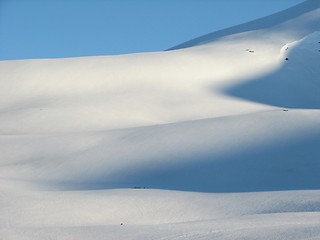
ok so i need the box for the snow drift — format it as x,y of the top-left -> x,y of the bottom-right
1,1 -> 320,239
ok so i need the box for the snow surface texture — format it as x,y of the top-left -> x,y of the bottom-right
1,0 -> 320,239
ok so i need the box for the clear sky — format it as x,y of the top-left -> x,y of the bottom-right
0,0 -> 305,60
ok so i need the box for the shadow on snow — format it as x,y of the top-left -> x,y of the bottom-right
223,39 -> 320,109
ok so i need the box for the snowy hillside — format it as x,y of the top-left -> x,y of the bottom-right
1,1 -> 320,239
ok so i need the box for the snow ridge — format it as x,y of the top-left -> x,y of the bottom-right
1,1 -> 320,240
169,0 -> 320,50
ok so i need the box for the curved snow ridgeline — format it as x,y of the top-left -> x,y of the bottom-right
1,1 -> 320,240
169,0 -> 320,50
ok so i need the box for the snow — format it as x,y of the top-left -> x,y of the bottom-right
1,0 -> 320,239
169,0 -> 320,50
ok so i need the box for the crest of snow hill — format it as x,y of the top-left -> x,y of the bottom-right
0,1 -> 320,240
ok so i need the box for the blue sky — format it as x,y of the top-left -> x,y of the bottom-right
0,0 -> 304,60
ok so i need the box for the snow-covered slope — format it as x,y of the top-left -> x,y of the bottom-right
169,0 -> 320,50
1,1 -> 320,239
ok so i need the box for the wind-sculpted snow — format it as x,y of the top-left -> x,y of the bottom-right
224,32 -> 320,109
169,0 -> 320,50
2,110 -> 319,193
1,1 -> 320,240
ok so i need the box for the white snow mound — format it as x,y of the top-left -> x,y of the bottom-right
1,1 -> 320,239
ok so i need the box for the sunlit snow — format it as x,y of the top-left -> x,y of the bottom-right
1,1 -> 320,239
